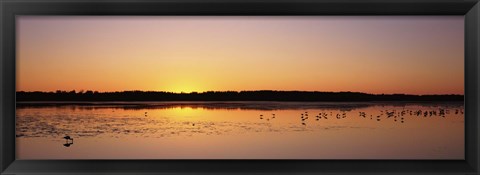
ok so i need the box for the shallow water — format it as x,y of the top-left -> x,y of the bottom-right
16,101 -> 464,159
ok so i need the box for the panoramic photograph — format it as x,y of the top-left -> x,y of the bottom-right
16,16 -> 464,159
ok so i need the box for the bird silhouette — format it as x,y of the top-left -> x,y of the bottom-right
63,136 -> 74,147
63,136 -> 73,140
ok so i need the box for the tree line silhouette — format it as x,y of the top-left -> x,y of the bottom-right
16,90 -> 464,102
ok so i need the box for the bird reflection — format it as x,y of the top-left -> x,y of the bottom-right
63,135 -> 74,147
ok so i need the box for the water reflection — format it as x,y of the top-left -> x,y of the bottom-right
16,101 -> 464,159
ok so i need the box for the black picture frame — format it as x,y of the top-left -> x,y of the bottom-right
1,0 -> 479,174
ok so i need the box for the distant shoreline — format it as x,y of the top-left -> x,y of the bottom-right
16,101 -> 464,111
16,90 -> 464,102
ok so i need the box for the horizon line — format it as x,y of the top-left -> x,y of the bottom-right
16,90 -> 465,96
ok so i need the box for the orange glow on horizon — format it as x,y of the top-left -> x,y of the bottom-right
16,16 -> 464,95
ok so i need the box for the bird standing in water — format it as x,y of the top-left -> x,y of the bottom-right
64,136 -> 73,141
63,135 -> 74,147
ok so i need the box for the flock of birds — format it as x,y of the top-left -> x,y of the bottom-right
61,108 -> 463,147
258,108 -> 464,126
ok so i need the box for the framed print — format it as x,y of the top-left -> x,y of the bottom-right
1,0 -> 479,174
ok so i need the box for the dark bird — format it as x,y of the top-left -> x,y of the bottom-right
63,136 -> 74,147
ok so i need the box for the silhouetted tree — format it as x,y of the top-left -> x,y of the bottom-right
15,90 -> 464,102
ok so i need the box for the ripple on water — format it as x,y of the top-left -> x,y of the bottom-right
16,104 -> 464,139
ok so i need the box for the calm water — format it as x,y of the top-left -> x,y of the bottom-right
16,101 -> 464,159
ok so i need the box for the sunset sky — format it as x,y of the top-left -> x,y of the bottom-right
17,16 -> 464,95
